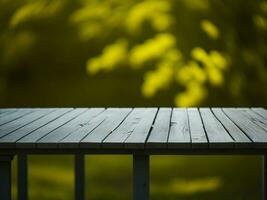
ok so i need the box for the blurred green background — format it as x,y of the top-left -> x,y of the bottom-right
0,0 -> 266,199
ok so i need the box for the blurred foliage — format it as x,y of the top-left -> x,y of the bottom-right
80,0 -> 267,106
0,0 -> 267,107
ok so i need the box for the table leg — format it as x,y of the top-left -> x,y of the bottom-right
75,154 -> 85,200
18,154 -> 28,200
133,154 -> 149,200
263,155 -> 267,200
0,155 -> 13,200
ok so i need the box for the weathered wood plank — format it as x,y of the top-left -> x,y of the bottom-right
146,108 -> 172,149
187,108 -> 208,148
58,109 -> 109,148
0,109 -> 13,114
103,108 -> 147,148
0,107 -> 265,151
199,108 -> 234,148
0,109 -> 71,148
252,108 -> 267,119
238,108 -> 267,131
37,108 -> 104,148
104,108 -> 158,149
16,109 -> 86,148
168,108 -> 191,149
0,109 -> 33,126
0,109 -> 53,139
223,108 -> 267,147
0,109 -> 18,116
124,108 -> 158,149
211,108 -> 252,148
80,108 -> 132,149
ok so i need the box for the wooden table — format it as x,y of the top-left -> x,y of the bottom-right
0,108 -> 267,200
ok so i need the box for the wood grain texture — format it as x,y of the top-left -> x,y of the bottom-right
223,108 -> 267,147
237,108 -> 267,131
146,108 -> 172,149
124,108 -> 157,149
0,109 -> 53,139
0,109 -> 33,126
36,108 -> 104,148
59,109 -> 109,148
0,109 -> 71,148
199,108 -> 234,148
80,108 -> 132,148
0,109 -> 18,116
211,108 -> 252,148
187,108 -> 208,148
103,108 -> 152,149
252,108 -> 267,119
167,108 -> 190,149
0,108 -> 266,150
16,109 -> 86,148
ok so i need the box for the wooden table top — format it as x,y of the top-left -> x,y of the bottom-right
0,108 -> 267,154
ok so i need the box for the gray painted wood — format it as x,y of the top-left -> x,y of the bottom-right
252,108 -> 267,119
168,108 -> 191,149
187,108 -> 208,148
37,108 -> 104,148
211,108 -> 252,148
199,108 -> 234,148
238,108 -> 267,132
0,109 -> 33,126
0,108 -> 266,150
16,109 -> 86,148
223,108 -> 267,147
103,108 -> 149,148
0,109 -> 18,117
0,109 -> 71,148
80,108 -> 132,148
0,109 -> 15,114
58,109 -> 109,148
0,109 -> 53,139
146,108 -> 172,149
124,108 -> 158,149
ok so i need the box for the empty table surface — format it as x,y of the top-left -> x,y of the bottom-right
0,108 -> 267,153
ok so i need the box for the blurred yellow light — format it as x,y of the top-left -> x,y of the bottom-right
86,39 -> 128,74
200,20 -> 220,40
126,0 -> 172,33
142,62 -> 173,97
130,33 -> 176,67
175,82 -> 207,107
10,0 -> 63,27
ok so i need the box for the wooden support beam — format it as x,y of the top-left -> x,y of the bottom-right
133,154 -> 149,200
75,154 -> 85,200
18,154 -> 28,200
0,155 -> 13,200
263,155 -> 267,200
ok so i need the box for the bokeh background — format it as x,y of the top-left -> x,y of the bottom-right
0,0 -> 266,199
